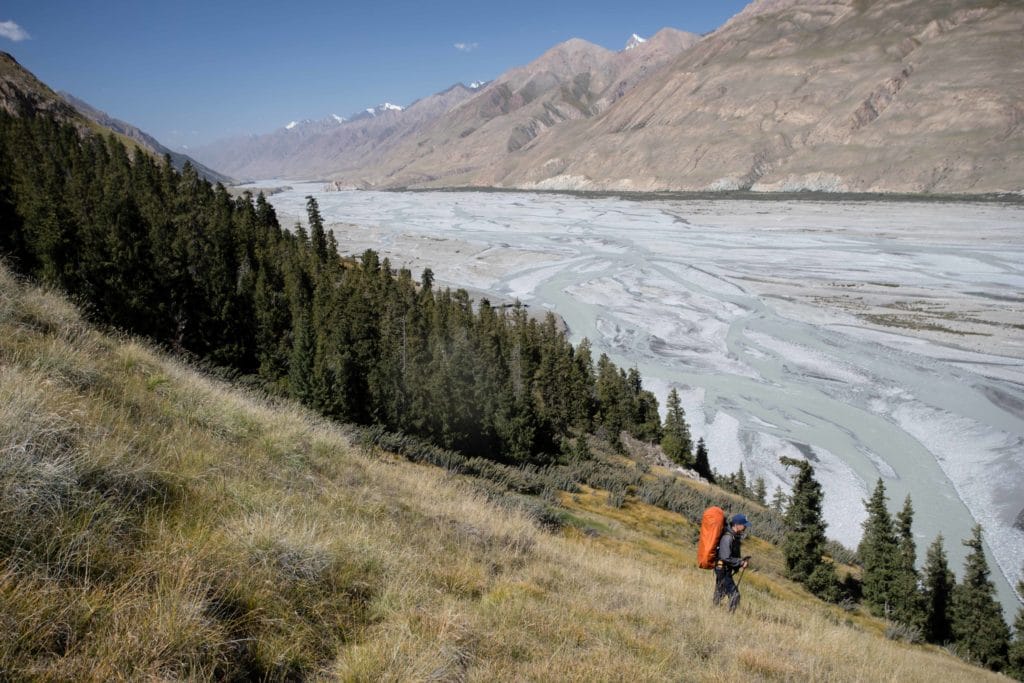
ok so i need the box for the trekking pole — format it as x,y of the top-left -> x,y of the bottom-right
735,556 -> 751,589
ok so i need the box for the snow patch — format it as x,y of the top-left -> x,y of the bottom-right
624,33 -> 647,50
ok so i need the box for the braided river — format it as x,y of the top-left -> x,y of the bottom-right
260,183 -> 1024,616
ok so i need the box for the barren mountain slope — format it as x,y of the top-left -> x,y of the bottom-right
191,83 -> 480,181
61,92 -> 232,184
337,32 -> 700,188
1,52 -> 231,183
495,0 -> 1024,193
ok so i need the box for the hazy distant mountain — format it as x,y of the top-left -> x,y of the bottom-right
189,84 -> 482,181
190,29 -> 698,184
326,29 -> 700,188
303,1 -> 1021,195
59,92 -> 232,185
347,102 -> 405,122
187,0 -> 1023,195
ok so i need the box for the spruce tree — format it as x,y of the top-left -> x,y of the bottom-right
858,479 -> 900,617
735,464 -> 748,497
1006,579 -> 1024,681
922,534 -> 955,644
288,311 -> 315,405
660,388 -> 692,466
892,495 -> 925,628
306,195 -> 329,261
595,353 -> 627,447
951,525 -> 1010,671
779,456 -> 832,592
693,438 -> 713,482
753,476 -> 767,506
771,486 -> 788,513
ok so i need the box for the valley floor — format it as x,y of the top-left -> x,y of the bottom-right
252,183 -> 1024,617
0,263 -> 1006,680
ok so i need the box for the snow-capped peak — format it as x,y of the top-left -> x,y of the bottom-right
331,114 -> 346,123
469,81 -> 488,89
285,121 -> 299,130
363,102 -> 404,117
624,33 -> 647,50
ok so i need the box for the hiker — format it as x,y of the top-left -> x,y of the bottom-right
713,513 -> 750,612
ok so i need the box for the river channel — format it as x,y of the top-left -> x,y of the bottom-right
258,183 -> 1024,616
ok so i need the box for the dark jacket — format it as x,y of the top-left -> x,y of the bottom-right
718,529 -> 743,571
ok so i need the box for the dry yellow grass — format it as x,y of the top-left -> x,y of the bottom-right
0,264 -> 1003,681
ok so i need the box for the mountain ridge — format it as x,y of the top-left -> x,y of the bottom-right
194,1 -> 1023,195
486,0 -> 1024,194
59,91 -> 232,184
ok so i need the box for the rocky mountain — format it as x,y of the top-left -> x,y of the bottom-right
347,102 -> 404,122
292,0 -> 1018,195
59,92 -> 232,184
325,28 -> 701,188
189,83 -> 484,180
482,0 -> 1024,194
1,52 -> 96,132
181,1 -> 1024,195
0,52 -> 232,184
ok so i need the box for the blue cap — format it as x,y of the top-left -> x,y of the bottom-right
732,513 -> 750,527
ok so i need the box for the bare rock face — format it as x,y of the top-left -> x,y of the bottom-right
333,31 -> 699,188
0,52 -> 87,128
196,0 -> 1023,195
194,29 -> 699,187
497,0 -> 1024,194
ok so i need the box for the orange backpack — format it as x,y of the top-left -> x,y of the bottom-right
697,506 -> 726,569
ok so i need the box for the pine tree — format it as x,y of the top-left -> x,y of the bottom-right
1004,579 -> 1024,681
753,477 -> 767,506
735,464 -> 748,497
922,534 -> 955,644
891,495 -> 925,628
594,354 -> 627,448
0,110 -> 681,474
858,479 -> 900,617
771,486 -> 788,513
951,525 -> 1010,671
779,456 -> 833,595
660,388 -> 692,466
693,438 -> 712,482
288,310 -> 315,405
306,195 -> 329,261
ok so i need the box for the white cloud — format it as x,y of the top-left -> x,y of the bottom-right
0,20 -> 30,42
453,42 -> 478,53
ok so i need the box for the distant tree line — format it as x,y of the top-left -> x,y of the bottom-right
0,112 -> 665,465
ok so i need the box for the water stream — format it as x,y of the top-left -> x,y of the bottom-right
260,183 -> 1024,616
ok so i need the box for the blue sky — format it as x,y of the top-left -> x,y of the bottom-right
1,1 -> 750,149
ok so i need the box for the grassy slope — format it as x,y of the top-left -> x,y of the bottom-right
0,264 -> 1002,681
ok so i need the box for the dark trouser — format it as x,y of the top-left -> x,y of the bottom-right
713,567 -> 741,612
